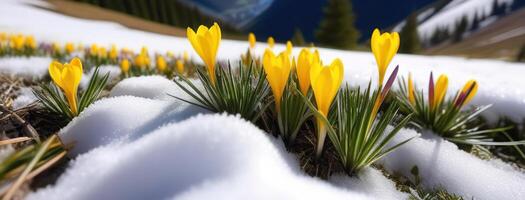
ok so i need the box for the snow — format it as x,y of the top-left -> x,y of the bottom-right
109,75 -> 180,101
30,113 -> 407,200
418,0 -> 514,38
12,87 -> 37,109
61,76 -> 207,155
378,129 -> 525,200
0,57 -> 52,79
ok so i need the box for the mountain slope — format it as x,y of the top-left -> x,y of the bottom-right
425,7 -> 525,60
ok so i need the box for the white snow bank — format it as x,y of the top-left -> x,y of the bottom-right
0,56 -> 52,79
330,169 -> 408,200
379,129 -> 525,200
109,75 -> 179,101
12,87 -> 37,109
30,114 -> 407,200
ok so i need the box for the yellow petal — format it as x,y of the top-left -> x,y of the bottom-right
248,32 -> 256,48
408,73 -> 415,105
462,80 -> 478,105
49,61 -> 64,88
433,74 -> 448,108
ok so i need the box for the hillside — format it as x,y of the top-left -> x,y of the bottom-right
425,7 -> 525,59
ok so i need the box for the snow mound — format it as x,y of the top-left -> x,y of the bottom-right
110,76 -> 180,101
59,96 -> 207,155
12,87 -> 37,109
29,114 -> 399,200
0,56 -> 51,79
379,129 -> 525,200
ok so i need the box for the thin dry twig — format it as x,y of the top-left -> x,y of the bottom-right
0,105 -> 40,143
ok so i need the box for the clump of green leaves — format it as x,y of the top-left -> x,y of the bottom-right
300,66 -> 417,175
274,77 -> 312,146
172,62 -> 270,122
33,67 -> 109,121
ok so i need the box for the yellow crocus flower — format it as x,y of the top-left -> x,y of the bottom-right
432,74 -> 448,110
156,56 -> 167,72
310,58 -> 344,157
459,80 -> 478,106
371,28 -> 399,85
0,32 -> 6,42
98,47 -> 108,59
263,49 -> 292,112
49,58 -> 83,115
249,32 -> 256,49
183,51 -> 189,62
90,44 -> 98,56
120,58 -> 130,74
408,72 -> 415,105
134,54 -> 148,69
10,35 -> 25,50
296,48 -> 320,95
25,36 -> 37,49
286,41 -> 293,55
176,59 -> 185,74
65,42 -> 75,54
187,23 -> 221,85
267,37 -> 275,48
109,45 -> 118,60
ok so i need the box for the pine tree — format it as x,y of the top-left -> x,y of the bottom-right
471,11 -> 480,31
517,44 -> 525,62
291,28 -> 306,46
399,12 -> 421,54
453,16 -> 468,42
315,0 -> 359,49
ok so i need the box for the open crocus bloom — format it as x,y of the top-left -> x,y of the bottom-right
49,58 -> 83,114
187,23 -> 221,85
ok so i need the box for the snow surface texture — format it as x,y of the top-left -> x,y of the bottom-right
61,76 -> 206,155
2,0 -> 525,123
33,113 -> 405,200
12,87 -> 37,109
378,129 -> 525,200
0,56 -> 52,79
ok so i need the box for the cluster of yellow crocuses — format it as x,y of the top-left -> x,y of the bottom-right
406,72 -> 478,110
186,23 -> 408,157
0,32 -> 37,54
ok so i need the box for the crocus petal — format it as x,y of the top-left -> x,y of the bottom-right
434,74 -> 448,108
49,61 -> 64,88
461,80 -> 478,106
408,72 -> 415,105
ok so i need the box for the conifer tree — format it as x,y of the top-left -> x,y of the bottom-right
292,28 -> 306,46
315,0 -> 359,49
453,16 -> 468,42
399,12 -> 421,54
517,44 -> 525,62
